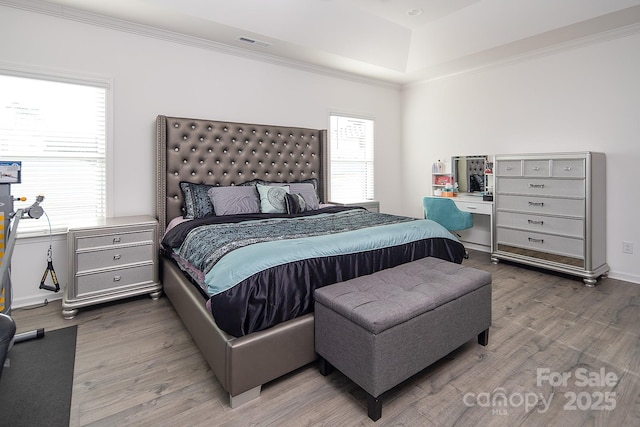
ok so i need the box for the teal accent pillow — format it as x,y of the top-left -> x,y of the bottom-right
257,184 -> 289,213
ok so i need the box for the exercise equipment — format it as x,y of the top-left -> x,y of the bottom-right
0,162 -> 56,378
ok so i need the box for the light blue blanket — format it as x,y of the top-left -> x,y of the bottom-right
190,212 -> 456,296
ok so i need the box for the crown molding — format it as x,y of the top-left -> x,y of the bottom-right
5,0 -> 640,89
0,0 -> 401,90
407,12 -> 640,87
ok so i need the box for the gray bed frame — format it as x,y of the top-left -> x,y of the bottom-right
156,115 -> 328,407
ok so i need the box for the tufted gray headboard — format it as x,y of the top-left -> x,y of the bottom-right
156,115 -> 328,236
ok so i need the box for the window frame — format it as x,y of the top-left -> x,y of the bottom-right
0,64 -> 113,237
328,112 -> 375,202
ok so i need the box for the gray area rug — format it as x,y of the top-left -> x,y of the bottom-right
0,325 -> 77,427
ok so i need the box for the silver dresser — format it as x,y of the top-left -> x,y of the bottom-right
63,215 -> 162,319
491,152 -> 609,286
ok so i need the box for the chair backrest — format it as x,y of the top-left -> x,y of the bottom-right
423,197 -> 473,232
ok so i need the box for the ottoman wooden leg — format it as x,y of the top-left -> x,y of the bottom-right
478,329 -> 489,346
367,393 -> 382,421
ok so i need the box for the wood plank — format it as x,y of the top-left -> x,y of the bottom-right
10,250 -> 640,426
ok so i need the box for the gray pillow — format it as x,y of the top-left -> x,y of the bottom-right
257,184 -> 289,213
207,186 -> 260,215
289,183 -> 320,210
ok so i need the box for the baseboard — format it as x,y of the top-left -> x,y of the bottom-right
463,242 -> 491,253
12,293 -> 62,309
607,271 -> 640,285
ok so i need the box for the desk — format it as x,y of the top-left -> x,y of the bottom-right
452,195 -> 493,252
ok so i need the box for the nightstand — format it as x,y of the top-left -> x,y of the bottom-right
62,215 -> 162,319
329,200 -> 380,213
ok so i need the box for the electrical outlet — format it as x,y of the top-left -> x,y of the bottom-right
623,241 -> 634,254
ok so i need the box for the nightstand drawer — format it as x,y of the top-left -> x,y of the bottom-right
76,244 -> 154,273
76,230 -> 154,250
76,264 -> 155,298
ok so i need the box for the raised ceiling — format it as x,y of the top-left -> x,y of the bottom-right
9,0 -> 640,84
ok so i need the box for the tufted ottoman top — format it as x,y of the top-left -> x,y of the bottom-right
314,257 -> 491,334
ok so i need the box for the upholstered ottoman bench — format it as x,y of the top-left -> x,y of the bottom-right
314,257 -> 491,421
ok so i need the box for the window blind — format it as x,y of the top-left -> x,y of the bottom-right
329,114 -> 374,201
0,74 -> 107,235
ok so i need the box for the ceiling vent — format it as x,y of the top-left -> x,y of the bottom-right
236,36 -> 271,48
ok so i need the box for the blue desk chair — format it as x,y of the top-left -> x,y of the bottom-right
423,197 -> 473,257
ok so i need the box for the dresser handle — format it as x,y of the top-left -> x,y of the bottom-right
528,183 -> 544,188
528,237 -> 544,244
113,276 -> 122,282
466,206 -> 477,210
113,254 -> 121,260
528,219 -> 544,225
528,201 -> 544,207
564,166 -> 572,171
505,166 -> 512,170
113,237 -> 121,244
533,166 -> 540,171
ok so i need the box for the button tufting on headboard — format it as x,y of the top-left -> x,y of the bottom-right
156,115 -> 328,236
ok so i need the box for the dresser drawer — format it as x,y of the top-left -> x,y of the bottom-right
496,160 -> 522,176
496,211 -> 584,238
75,264 -> 155,298
76,230 -> 154,250
496,228 -> 584,258
523,160 -> 550,177
497,178 -> 585,197
552,159 -> 585,178
496,195 -> 584,217
76,244 -> 154,273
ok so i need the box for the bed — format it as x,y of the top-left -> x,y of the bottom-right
156,115 -> 465,407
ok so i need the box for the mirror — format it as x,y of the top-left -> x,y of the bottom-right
452,155 -> 492,194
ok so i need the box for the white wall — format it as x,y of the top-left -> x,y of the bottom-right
0,5 -> 402,307
402,33 -> 640,283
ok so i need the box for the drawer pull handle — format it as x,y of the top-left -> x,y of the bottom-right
528,183 -> 544,188
113,237 -> 121,244
113,276 -> 122,282
113,254 -> 121,260
505,166 -> 512,170
466,206 -> 477,210
528,201 -> 544,207
528,219 -> 544,225
533,166 -> 540,171
564,166 -> 572,171
528,237 -> 544,244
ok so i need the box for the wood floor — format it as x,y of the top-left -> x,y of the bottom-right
11,250 -> 640,426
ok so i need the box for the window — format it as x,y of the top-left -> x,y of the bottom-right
0,72 -> 108,235
329,114 -> 374,201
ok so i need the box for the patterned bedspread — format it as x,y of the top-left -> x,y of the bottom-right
162,206 -> 465,336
